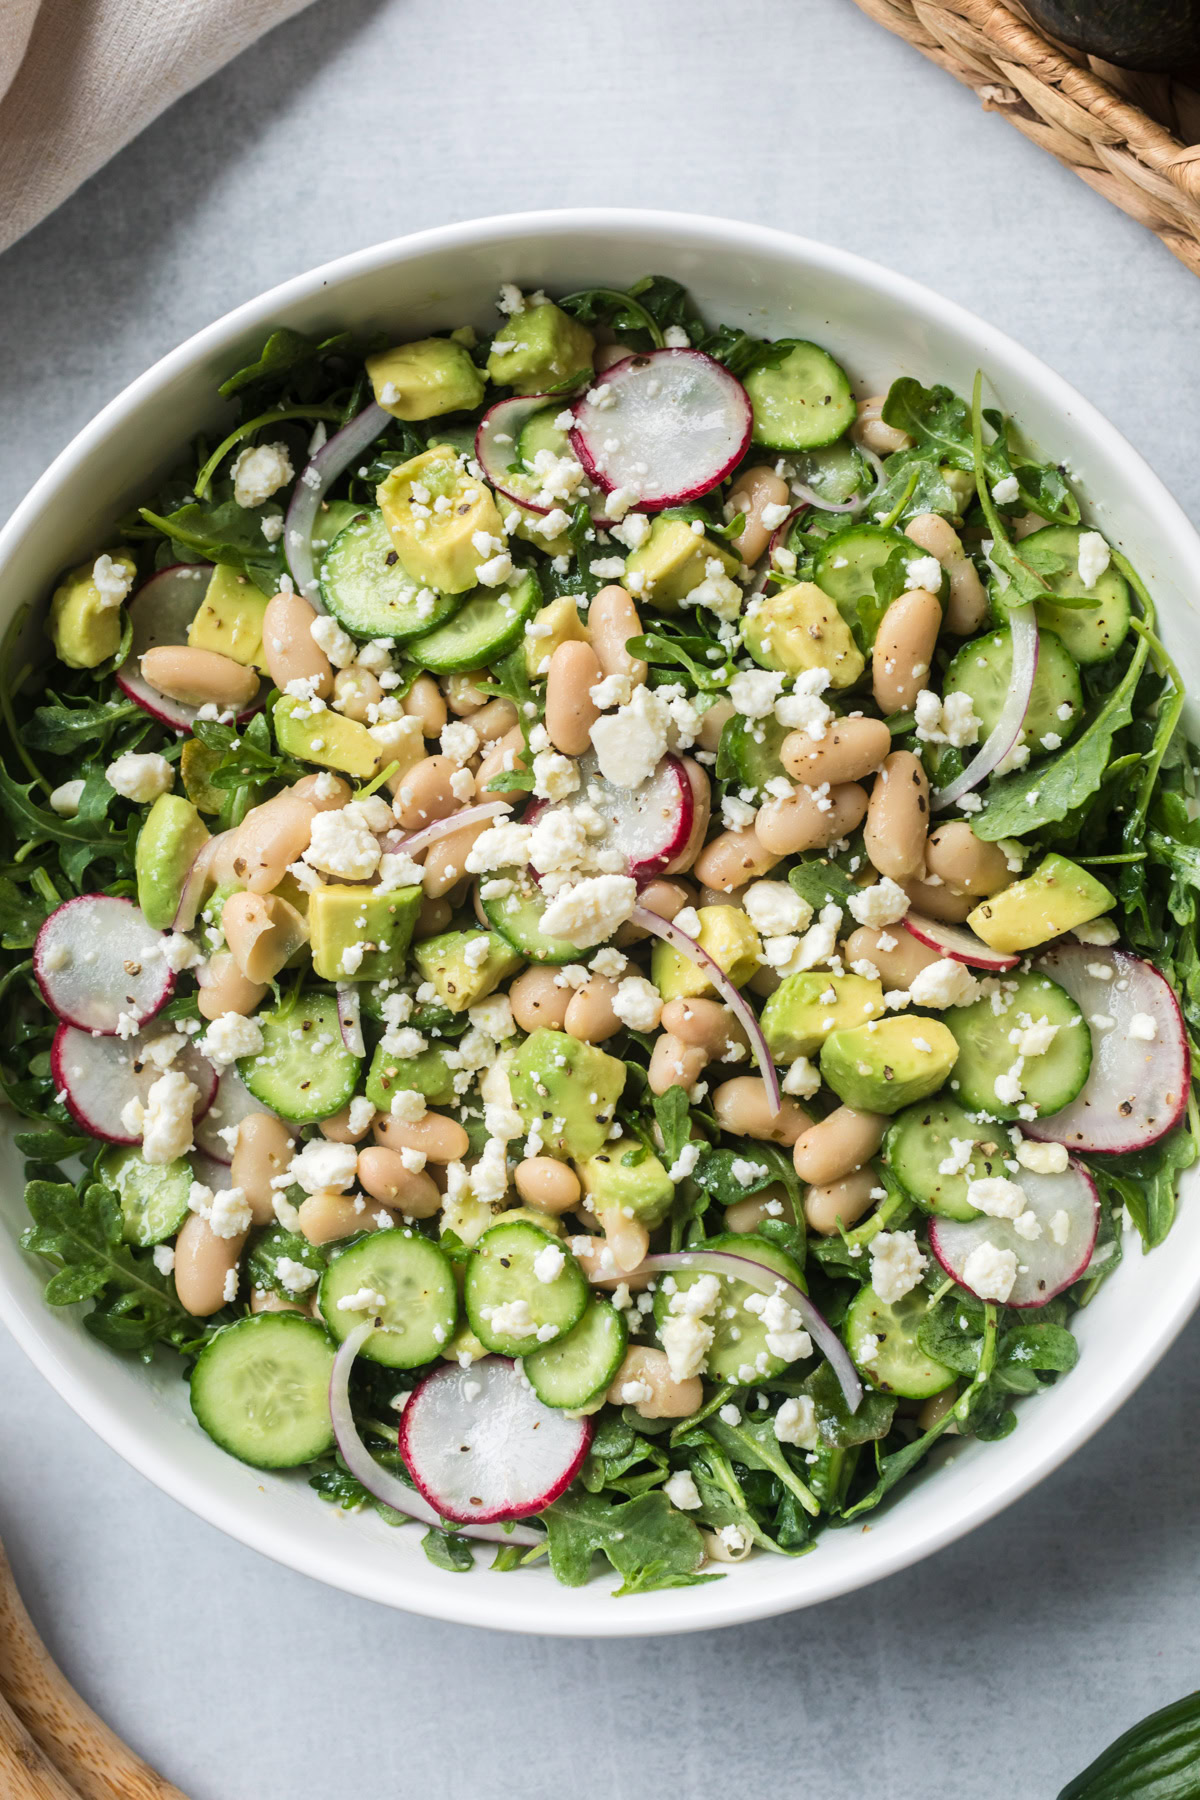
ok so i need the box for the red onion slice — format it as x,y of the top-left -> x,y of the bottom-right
933,607 -> 1038,811
284,401 -> 391,605
395,798 -> 513,859
328,1322 -> 543,1547
336,984 -> 365,1057
619,1251 -> 862,1414
630,906 -> 780,1116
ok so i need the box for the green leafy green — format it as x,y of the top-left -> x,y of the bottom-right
539,1488 -> 715,1593
421,1528 -> 475,1573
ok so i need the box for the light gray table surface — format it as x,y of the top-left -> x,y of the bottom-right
1,2 -> 1198,1795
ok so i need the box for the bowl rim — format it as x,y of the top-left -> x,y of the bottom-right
2,206 -> 1198,1637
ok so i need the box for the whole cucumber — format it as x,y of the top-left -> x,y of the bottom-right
1058,1690 -> 1200,1799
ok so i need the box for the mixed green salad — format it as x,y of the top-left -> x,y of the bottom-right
3,272 -> 1197,1596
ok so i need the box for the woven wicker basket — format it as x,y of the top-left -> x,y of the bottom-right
851,0 -> 1200,276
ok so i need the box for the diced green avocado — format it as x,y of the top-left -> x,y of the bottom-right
134,795 -> 210,931
820,1016 -> 958,1114
48,550 -> 137,669
622,518 -> 740,610
523,595 -> 587,677
743,581 -> 865,687
377,445 -> 506,595
411,929 -> 522,1013
761,971 -> 885,1061
508,497 -> 573,561
187,564 -> 269,669
366,338 -> 486,422
509,1028 -> 627,1161
274,696 -> 383,779
308,883 -> 421,982
179,738 -> 224,815
967,854 -> 1114,954
576,1135 -> 674,1228
650,906 -> 762,1001
486,301 -> 595,395
365,1041 -> 455,1110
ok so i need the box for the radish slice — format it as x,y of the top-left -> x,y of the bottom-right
285,400 -> 391,604
191,1152 -> 235,1192
193,1067 -> 266,1163
52,1024 -> 217,1144
901,913 -> 1020,972
34,897 -> 172,1033
1022,944 -> 1190,1153
329,1324 -> 543,1546
630,907 -> 781,1116
395,799 -> 512,859
932,607 -> 1038,811
399,1356 -> 591,1525
569,349 -> 752,510
527,754 -> 693,884
474,394 -> 569,514
929,1159 -> 1100,1309
619,1251 -> 862,1413
116,565 -> 222,732
336,985 -> 365,1058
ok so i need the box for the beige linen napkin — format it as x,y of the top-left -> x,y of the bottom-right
0,0 -> 318,255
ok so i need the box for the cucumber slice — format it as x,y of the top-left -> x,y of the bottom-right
365,1041 -> 456,1112
744,341 -> 856,451
189,1314 -> 336,1468
945,969 -> 1091,1122
813,523 -> 933,650
481,868 -> 581,964
884,1098 -> 1012,1221
312,499 -> 370,565
523,1296 -> 628,1408
320,509 -> 465,642
319,1229 -> 458,1369
844,1286 -> 955,1399
998,523 -> 1131,665
652,1233 -> 807,1385
718,713 -> 790,799
516,405 -> 571,467
465,1220 -> 589,1356
411,569 -> 541,674
96,1144 -> 191,1246
792,440 -> 871,506
239,994 -> 361,1123
944,626 -> 1082,751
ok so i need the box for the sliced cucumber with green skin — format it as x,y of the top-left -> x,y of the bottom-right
319,1229 -> 458,1369
465,1220 -> 589,1356
653,1233 -> 806,1385
813,522 -> 935,649
365,1040 -> 455,1111
96,1145 -> 191,1246
523,1296 -> 627,1408
481,868 -> 581,964
884,1098 -> 1012,1221
997,523 -> 1131,664
844,1286 -> 955,1399
516,404 -> 571,467
744,341 -> 856,451
239,993 -> 360,1122
792,439 -> 870,506
718,713 -> 790,799
320,509 -> 465,641
411,569 -> 541,674
189,1314 -> 336,1468
945,969 -> 1091,1122
944,625 -> 1082,750
312,499 -> 370,565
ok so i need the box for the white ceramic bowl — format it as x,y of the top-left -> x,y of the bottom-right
1,210 -> 1197,1637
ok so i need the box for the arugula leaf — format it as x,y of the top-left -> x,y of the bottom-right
557,285 -> 667,349
652,1087 -> 692,1175
539,1488 -> 715,1592
801,1360 -> 896,1450
140,499 -> 282,588
246,1224 -> 326,1298
703,1414 -> 820,1517
308,1459 -> 371,1510
1089,1127 -> 1198,1252
788,858 -> 857,912
881,378 -> 974,468
191,710 -> 307,792
421,1528 -> 475,1573
25,694 -> 142,756
218,327 -> 352,399
0,877 -> 50,950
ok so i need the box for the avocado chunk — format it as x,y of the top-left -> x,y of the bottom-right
48,550 -> 137,669
367,337 -> 486,422
650,905 -> 761,1002
135,794 -> 210,931
274,695 -> 383,779
577,1134 -> 674,1228
743,581 -> 865,687
967,854 -> 1114,954
622,518 -> 740,609
179,738 -> 224,815
761,971 -> 885,1061
187,564 -> 269,669
523,594 -> 587,678
509,1028 -> 626,1160
486,301 -> 595,395
365,1040 -> 455,1110
411,929 -> 522,1013
820,1016 -> 958,1114
508,497 -> 573,560
308,883 -> 421,982
377,445 -> 506,595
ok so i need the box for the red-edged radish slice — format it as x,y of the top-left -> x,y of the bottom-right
569,349 -> 752,510
193,1067 -> 267,1163
285,400 -> 391,604
929,1159 -> 1100,1309
336,985 -> 365,1058
526,754 -> 693,885
399,1356 -> 591,1525
474,394 -> 569,513
329,1324 -> 543,1545
932,607 -> 1038,812
902,913 -> 1020,972
116,565 -> 216,731
34,897 -> 173,1034
52,1024 -> 217,1144
1022,944 -> 1190,1153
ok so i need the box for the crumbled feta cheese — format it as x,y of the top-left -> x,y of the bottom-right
152,1244 -> 175,1276
533,1243 -> 566,1284
667,1141 -> 702,1182
869,1230 -> 927,1303
743,880 -> 811,938
1048,1209 -> 1071,1246
966,1175 -> 1027,1219
1015,1138 -> 1068,1174
139,1070 -> 198,1164
782,1056 -> 821,1099
106,752 -> 173,804
729,670 -> 785,719
303,806 -> 381,881
231,441 -> 293,508
905,554 -> 943,593
961,1240 -> 1018,1303
338,1287 -> 388,1315
743,1288 -> 812,1363
440,720 -> 480,766
465,821 -> 532,874
276,1257 -> 319,1295
909,958 -> 979,1010
1130,1012 -> 1157,1042
848,877 -> 910,930
389,1089 -> 428,1124
532,749 -> 580,802
188,1180 -> 251,1238
1072,917 -> 1119,946
773,1394 -> 819,1449
589,684 -> 670,790
611,976 -> 663,1032
310,614 -> 357,667
287,1138 -> 358,1194
1076,530 -> 1111,588
49,779 -> 85,817
91,553 -> 134,607
200,1011 -> 264,1069
991,474 -> 1020,506
538,875 -> 638,947
663,1470 -> 702,1510
914,689 -> 980,749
